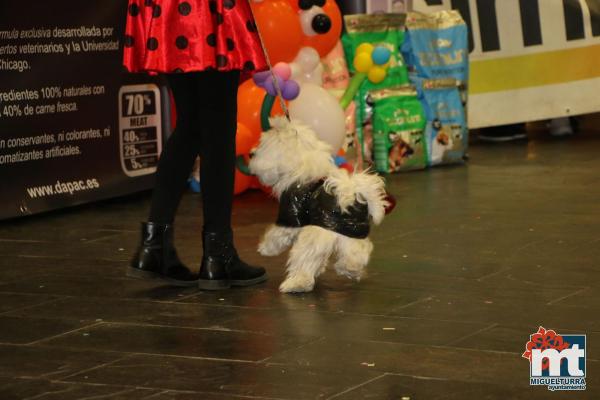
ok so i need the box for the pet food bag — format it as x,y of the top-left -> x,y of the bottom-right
342,14 -> 409,167
402,10 -> 469,109
418,78 -> 467,166
402,11 -> 468,83
355,75 -> 406,166
371,86 -> 427,173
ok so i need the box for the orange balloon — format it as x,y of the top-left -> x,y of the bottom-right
237,79 -> 285,137
299,0 -> 343,58
251,0 -> 304,63
236,123 -> 259,156
234,168 -> 253,195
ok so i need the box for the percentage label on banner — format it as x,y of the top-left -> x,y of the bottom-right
118,84 -> 163,178
41,86 -> 62,99
1,104 -> 23,118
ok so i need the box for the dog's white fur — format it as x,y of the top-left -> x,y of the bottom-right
250,117 -> 388,293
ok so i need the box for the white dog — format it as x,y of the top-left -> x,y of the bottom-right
249,117 -> 388,293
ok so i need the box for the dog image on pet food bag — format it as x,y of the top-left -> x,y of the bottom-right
371,86 -> 427,173
418,78 -> 467,166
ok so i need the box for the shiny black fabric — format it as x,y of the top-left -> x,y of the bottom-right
276,182 -> 322,228
276,181 -> 371,239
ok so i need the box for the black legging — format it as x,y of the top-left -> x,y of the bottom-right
149,71 -> 240,232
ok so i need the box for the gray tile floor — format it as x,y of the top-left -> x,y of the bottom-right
0,134 -> 598,399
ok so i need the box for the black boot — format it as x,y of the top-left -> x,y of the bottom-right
198,230 -> 268,290
127,222 -> 199,287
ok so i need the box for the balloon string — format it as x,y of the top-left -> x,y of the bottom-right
248,2 -> 291,122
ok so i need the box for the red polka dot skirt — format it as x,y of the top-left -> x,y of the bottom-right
123,0 -> 267,74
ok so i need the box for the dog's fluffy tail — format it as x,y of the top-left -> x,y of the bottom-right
324,168 -> 389,225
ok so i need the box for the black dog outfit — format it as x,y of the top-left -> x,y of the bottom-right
275,181 -> 370,239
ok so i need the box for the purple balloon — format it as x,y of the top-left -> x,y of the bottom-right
263,75 -> 285,97
282,80 -> 300,100
252,70 -> 271,86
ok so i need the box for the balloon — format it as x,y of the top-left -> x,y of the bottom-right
354,52 -> 373,73
273,62 -> 292,80
372,46 -> 391,65
263,75 -> 285,97
282,80 -> 301,100
237,79 -> 285,136
289,62 -> 303,80
301,63 -> 324,86
295,47 -> 321,73
252,70 -> 271,85
368,66 -> 387,83
289,83 -> 346,153
356,43 -> 374,56
236,123 -> 259,156
251,0 -> 304,63
296,0 -> 343,57
234,168 -> 252,195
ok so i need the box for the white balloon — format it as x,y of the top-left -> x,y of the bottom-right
294,47 -> 321,73
302,63 -> 323,86
289,62 -> 303,81
289,83 -> 346,153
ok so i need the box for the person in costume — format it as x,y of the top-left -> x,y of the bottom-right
124,0 -> 268,290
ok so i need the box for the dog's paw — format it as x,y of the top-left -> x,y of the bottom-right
335,267 -> 364,282
258,241 -> 281,257
279,275 -> 315,293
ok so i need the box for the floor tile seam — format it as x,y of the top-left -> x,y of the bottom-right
82,232 -> 129,244
257,336 -> 327,364
25,321 -> 105,345
148,390 -> 290,400
0,285 -> 200,299
73,387 -> 144,400
20,384 -> 74,400
443,323 -> 500,347
386,296 -> 435,313
363,339 -> 522,356
325,373 -> 387,399
1,298 -> 593,331
504,273 -> 588,291
84,320 -> 281,337
13,254 -> 128,263
172,292 -> 210,303
0,297 -> 65,317
0,239 -> 50,243
57,378 -> 293,400
40,346 -> 263,365
381,372 -> 537,388
56,353 -> 138,382
546,287 -> 591,305
476,267 -> 514,282
0,294 -> 217,308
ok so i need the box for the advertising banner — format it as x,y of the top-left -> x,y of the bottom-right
412,0 -> 600,128
0,0 -> 168,220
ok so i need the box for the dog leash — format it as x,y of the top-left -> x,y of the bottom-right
247,1 -> 291,122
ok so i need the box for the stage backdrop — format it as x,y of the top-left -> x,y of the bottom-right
0,1 -> 168,220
